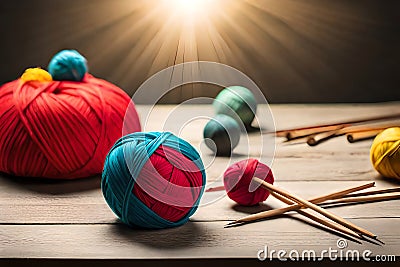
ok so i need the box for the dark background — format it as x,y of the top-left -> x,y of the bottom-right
0,0 -> 399,103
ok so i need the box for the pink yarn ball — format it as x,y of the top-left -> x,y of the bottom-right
223,158 -> 274,206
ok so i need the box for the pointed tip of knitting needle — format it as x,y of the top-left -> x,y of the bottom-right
372,237 -> 385,245
360,235 -> 385,246
224,220 -> 245,228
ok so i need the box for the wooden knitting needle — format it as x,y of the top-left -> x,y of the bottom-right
275,113 -> 400,139
251,178 -> 376,238
341,187 -> 400,198
226,185 -> 399,228
307,121 -> 400,146
307,128 -> 342,146
322,193 -> 400,206
286,125 -> 344,140
276,113 -> 400,137
226,182 -> 374,226
268,191 -> 362,239
347,129 -> 383,143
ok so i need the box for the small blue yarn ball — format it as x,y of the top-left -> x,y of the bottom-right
203,114 -> 241,156
213,86 -> 257,126
48,50 -> 88,81
101,132 -> 206,229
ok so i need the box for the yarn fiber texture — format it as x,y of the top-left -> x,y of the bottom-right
224,158 -> 274,206
213,86 -> 257,126
48,50 -> 88,81
0,71 -> 141,179
102,132 -> 206,229
203,114 -> 241,156
370,127 -> 400,179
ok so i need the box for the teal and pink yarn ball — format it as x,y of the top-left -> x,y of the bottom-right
102,132 -> 206,229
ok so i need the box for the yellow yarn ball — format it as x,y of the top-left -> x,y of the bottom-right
20,68 -> 53,82
370,127 -> 400,179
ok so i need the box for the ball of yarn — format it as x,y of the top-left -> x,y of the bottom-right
0,70 -> 141,179
102,132 -> 206,229
21,68 -> 52,82
213,86 -> 257,126
370,127 -> 400,179
48,50 -> 88,81
203,114 -> 241,157
224,158 -> 274,206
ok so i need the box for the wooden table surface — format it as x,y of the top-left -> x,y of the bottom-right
1,102 -> 400,265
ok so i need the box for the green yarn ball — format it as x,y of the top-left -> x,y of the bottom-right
203,114 -> 241,157
213,86 -> 257,126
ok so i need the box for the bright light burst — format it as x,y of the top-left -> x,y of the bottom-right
162,0 -> 220,19
70,0 -> 367,103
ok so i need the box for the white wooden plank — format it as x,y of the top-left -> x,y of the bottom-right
0,219 -> 399,259
1,176 -> 399,224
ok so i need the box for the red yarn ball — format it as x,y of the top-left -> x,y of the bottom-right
224,158 -> 274,206
133,145 -> 205,222
0,73 -> 141,179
